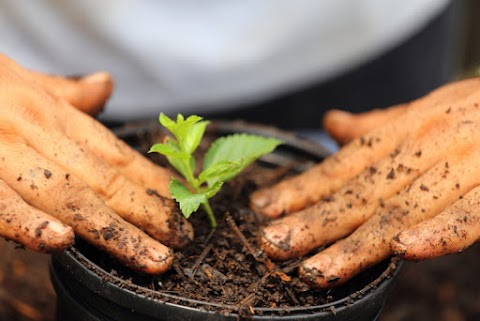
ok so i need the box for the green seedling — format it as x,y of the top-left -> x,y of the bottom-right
149,113 -> 282,228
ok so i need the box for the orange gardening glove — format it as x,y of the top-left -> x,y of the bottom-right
251,78 -> 480,288
0,54 -> 193,274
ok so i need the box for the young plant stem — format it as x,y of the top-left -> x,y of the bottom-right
188,170 -> 217,228
202,201 -> 217,228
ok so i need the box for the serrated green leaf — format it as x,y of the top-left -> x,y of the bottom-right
198,159 -> 244,186
163,114 -> 207,154
203,133 -> 282,179
149,141 -> 192,179
159,113 -> 178,136
204,181 -> 224,199
169,179 -> 206,218
176,114 -> 185,123
148,143 -> 187,159
166,155 -> 191,181
183,114 -> 202,124
181,119 -> 209,154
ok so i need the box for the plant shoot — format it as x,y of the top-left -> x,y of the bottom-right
149,114 -> 282,227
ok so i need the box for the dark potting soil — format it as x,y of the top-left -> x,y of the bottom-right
74,167 -> 395,317
70,125 -> 399,317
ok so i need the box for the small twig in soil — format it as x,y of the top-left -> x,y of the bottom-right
160,262 -> 205,293
172,262 -> 188,280
247,271 -> 273,293
281,258 -> 303,274
225,212 -> 262,262
284,286 -> 300,306
239,292 -> 256,306
191,227 -> 217,276
172,262 -> 202,287
192,243 -> 213,277
237,273 -> 271,315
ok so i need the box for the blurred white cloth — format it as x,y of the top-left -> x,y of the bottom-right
0,0 -> 448,120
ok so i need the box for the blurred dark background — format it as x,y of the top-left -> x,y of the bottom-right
207,0 -> 480,130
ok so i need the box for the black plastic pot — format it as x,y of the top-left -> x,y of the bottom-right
50,120 -> 402,321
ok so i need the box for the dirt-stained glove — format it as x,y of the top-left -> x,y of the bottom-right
0,54 -> 193,274
250,78 -> 480,288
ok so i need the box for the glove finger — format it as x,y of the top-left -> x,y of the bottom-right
54,99 -> 174,198
0,54 -> 113,116
323,77 -> 480,145
299,140 -> 480,288
391,185 -> 480,260
29,71 -> 113,116
0,178 -> 74,252
251,78 -> 480,218
5,104 -> 193,249
261,110 -> 478,260
323,104 -> 407,145
0,139 -> 173,274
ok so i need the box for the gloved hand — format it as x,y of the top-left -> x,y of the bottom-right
0,54 -> 193,274
250,78 -> 480,288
